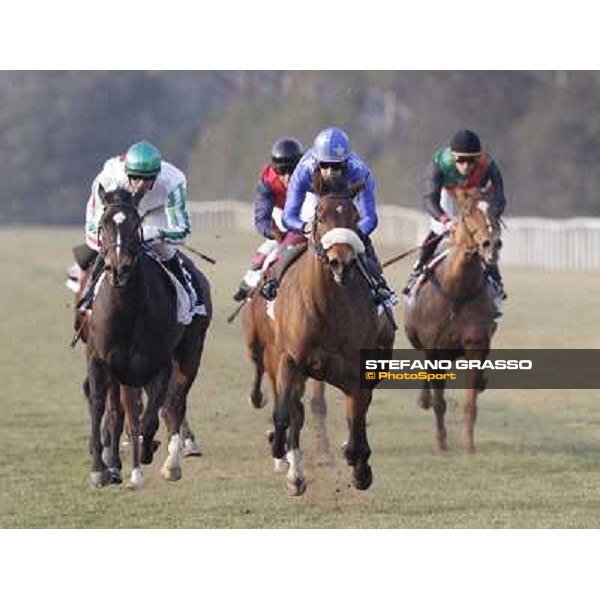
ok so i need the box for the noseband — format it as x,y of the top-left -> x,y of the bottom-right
310,197 -> 364,275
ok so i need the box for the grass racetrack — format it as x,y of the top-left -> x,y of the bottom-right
2,226 -> 600,528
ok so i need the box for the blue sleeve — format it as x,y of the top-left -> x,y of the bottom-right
255,181 -> 275,238
283,163 -> 313,233
355,172 -> 378,236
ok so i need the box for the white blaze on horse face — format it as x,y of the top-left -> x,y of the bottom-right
112,211 -> 127,260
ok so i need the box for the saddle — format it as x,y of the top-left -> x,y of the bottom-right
269,241 -> 307,282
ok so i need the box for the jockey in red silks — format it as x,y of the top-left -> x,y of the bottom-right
232,137 -> 304,301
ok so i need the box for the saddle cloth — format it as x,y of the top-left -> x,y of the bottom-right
93,254 -> 207,325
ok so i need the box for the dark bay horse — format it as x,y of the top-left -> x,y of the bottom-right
403,188 -> 501,453
75,267 -> 202,464
85,186 -> 211,488
265,176 -> 394,495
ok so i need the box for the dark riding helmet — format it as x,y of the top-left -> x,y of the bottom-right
450,130 -> 482,156
271,137 -> 304,174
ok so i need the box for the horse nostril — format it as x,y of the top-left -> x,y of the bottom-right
495,239 -> 503,249
482,240 -> 491,249
329,258 -> 341,270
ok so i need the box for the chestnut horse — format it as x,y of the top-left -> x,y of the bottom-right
243,292 -> 335,468
85,186 -> 211,488
263,175 -> 394,495
403,188 -> 501,453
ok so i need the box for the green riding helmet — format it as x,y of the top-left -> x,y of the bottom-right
125,140 -> 162,178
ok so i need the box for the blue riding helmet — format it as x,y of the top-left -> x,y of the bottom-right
313,127 -> 350,163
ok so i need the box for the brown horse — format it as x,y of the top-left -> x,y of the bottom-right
403,188 -> 501,453
85,186 -> 211,488
243,290 -> 335,468
264,175 -> 394,495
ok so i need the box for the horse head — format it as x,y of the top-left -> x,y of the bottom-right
98,185 -> 143,288
310,172 -> 366,285
453,188 -> 502,265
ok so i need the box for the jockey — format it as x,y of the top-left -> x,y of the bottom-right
404,129 -> 507,297
262,126 -> 394,304
75,140 -> 193,310
232,137 -> 304,302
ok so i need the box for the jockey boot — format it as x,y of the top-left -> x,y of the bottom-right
403,231 -> 440,294
164,255 -> 193,296
486,263 -> 507,300
260,278 -> 279,301
76,254 -> 105,311
233,268 -> 262,302
373,275 -> 398,306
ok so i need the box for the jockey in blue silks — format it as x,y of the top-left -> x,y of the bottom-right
261,126 -> 395,305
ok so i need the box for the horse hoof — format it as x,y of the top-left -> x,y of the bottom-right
160,465 -> 182,482
273,457 -> 290,473
90,470 -> 110,488
249,392 -> 267,409
141,440 -> 161,465
418,396 -> 432,410
286,477 -> 307,496
352,464 -> 373,491
108,468 -> 122,484
182,439 -> 202,457
126,468 -> 144,490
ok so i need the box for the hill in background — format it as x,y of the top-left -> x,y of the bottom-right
1,71 -> 598,223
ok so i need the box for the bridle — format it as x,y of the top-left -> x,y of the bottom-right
99,202 -> 144,275
310,195 -> 362,278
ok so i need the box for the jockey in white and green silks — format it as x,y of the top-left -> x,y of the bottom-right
75,140 -> 193,309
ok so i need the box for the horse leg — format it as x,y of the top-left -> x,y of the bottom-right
265,352 -> 288,473
119,386 -> 144,490
418,380 -> 432,410
160,364 -> 188,482
272,355 -> 296,459
87,357 -> 110,487
431,380 -> 448,452
105,382 -> 124,484
309,380 -> 334,466
463,348 -> 487,453
140,366 -> 171,465
463,386 -> 478,454
248,338 -> 267,409
274,355 -> 307,494
343,387 -> 373,491
181,416 -> 202,457
286,394 -> 307,496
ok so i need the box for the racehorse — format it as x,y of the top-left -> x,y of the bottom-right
84,186 -> 211,488
263,174 -> 394,495
75,273 -> 202,463
403,188 -> 501,453
243,294 -> 335,468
